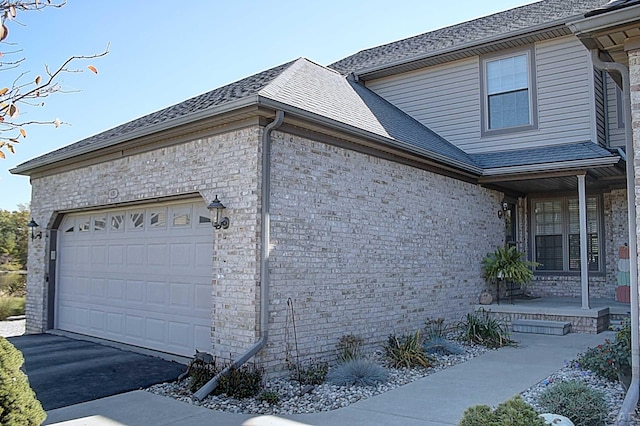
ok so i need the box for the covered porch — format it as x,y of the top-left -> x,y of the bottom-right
476,296 -> 630,334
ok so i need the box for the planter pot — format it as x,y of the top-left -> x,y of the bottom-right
616,286 -> 631,303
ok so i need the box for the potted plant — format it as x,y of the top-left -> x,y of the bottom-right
482,246 -> 539,304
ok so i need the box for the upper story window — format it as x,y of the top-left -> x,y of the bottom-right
481,48 -> 537,135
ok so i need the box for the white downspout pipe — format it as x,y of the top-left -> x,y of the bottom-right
194,110 -> 285,400
590,50 -> 639,425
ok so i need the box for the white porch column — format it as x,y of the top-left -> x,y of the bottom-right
578,174 -> 590,309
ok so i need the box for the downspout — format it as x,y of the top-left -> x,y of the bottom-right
194,110 -> 285,400
590,50 -> 639,425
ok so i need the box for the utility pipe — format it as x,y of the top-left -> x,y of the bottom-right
194,110 -> 285,400
590,50 -> 639,425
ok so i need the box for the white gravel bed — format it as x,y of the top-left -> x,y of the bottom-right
521,364 -> 637,426
147,341 -> 487,415
147,340 -> 638,423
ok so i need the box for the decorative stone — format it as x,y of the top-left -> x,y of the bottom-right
479,292 -> 493,305
540,413 -> 574,425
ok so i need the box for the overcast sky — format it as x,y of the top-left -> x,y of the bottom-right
1,0 -> 538,211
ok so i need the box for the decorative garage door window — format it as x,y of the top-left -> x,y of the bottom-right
55,200 -> 214,357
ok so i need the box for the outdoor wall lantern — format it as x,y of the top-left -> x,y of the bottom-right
497,201 -> 509,219
207,195 -> 230,230
27,218 -> 42,240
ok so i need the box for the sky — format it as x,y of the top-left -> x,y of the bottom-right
0,0 -> 538,211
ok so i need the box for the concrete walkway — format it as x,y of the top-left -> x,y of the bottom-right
42,331 -> 614,426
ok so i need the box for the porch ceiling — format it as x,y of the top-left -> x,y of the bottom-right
480,162 -> 627,196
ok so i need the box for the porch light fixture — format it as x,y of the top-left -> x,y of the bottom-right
498,201 -> 509,218
27,218 -> 42,240
207,195 -> 230,230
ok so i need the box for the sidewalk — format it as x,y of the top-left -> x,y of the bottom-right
44,331 -> 613,426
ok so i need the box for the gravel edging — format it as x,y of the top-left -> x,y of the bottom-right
147,342 -> 488,415
147,341 -> 637,424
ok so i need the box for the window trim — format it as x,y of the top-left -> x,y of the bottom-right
480,47 -> 538,137
530,195 -> 603,274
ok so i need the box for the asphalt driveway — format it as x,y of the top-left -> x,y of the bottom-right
8,334 -> 186,410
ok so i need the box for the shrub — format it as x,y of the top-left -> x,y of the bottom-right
384,330 -> 433,369
459,396 -> 545,426
217,364 -> 264,399
536,380 -> 607,426
336,334 -> 364,363
0,337 -> 46,426
0,273 -> 26,297
424,336 -> 466,356
0,297 -> 25,321
425,317 -> 448,339
289,359 -> 328,385
458,310 -> 514,348
574,318 -> 631,385
187,357 -> 219,393
326,359 -> 389,387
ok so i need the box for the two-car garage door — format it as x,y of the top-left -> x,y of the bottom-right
55,200 -> 213,357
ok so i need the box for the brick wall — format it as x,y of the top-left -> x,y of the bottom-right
26,126 -> 264,361
26,123 -> 505,372
262,131 -> 504,371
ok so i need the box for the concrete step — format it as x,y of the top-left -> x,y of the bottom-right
512,319 -> 571,335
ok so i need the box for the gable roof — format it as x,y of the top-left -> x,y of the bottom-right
11,58 -> 481,175
330,0 -> 605,78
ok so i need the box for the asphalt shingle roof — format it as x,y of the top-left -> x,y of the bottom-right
470,142 -> 617,169
585,0 -> 640,17
329,0 -> 606,75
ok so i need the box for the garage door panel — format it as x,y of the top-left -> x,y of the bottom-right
126,280 -> 144,302
56,200 -> 213,357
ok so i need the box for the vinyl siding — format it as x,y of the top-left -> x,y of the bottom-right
607,73 -> 626,148
366,36 -> 595,154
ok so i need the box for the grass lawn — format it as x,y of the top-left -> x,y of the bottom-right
0,296 -> 25,320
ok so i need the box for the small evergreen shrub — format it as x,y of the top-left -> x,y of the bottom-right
336,334 -> 364,363
326,359 -> 389,387
0,337 -> 46,426
536,380 -> 607,426
187,357 -> 219,393
289,359 -> 329,385
216,364 -> 264,399
384,330 -> 433,368
424,336 -> 466,356
459,396 -> 545,426
458,310 -> 514,348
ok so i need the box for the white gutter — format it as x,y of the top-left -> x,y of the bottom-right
194,110 -> 285,400
590,50 -> 639,426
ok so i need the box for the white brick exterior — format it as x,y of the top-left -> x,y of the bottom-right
25,122 -> 505,370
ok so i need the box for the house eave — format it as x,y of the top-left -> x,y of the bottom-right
480,156 -> 621,178
355,20 -> 577,81
11,95 -> 483,179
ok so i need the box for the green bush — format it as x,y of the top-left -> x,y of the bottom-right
336,334 -> 364,363
0,297 -> 25,321
0,337 -> 46,426
326,359 -> 388,387
384,330 -> 433,368
574,318 -> 631,385
288,359 -> 328,385
0,273 -> 26,297
536,380 -> 607,426
217,364 -> 264,399
257,390 -> 280,405
458,310 -> 514,349
459,396 -> 545,426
